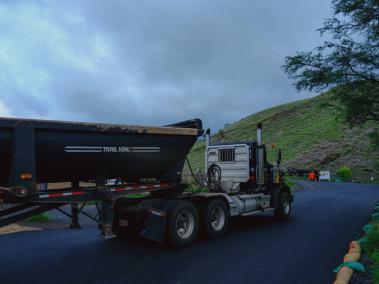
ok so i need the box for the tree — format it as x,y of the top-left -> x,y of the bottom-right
336,165 -> 353,181
282,0 -> 379,126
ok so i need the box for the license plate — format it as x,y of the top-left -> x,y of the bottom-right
119,219 -> 129,227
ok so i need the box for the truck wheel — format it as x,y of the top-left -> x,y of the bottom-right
274,191 -> 291,219
202,198 -> 229,239
167,201 -> 199,247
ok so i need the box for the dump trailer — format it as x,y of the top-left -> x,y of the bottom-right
0,118 -> 293,247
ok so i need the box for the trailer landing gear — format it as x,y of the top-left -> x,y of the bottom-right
99,189 -> 116,239
69,203 -> 80,229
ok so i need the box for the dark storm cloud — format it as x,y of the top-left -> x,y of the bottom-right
0,0 -> 332,130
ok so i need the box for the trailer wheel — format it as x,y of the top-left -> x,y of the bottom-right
202,198 -> 229,239
274,191 -> 291,219
167,201 -> 199,247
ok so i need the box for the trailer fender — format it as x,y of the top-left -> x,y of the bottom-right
138,199 -> 178,242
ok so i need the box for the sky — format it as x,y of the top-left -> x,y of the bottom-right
0,0 -> 332,131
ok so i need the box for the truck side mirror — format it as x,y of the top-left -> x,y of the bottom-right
277,149 -> 282,165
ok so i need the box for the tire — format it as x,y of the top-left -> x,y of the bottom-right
202,198 -> 229,239
167,201 -> 199,247
274,191 -> 291,219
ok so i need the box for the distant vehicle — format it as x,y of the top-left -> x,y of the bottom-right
308,171 -> 316,181
287,167 -> 320,181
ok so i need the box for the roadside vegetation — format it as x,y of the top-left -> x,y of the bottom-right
360,203 -> 379,283
26,213 -> 50,223
186,92 -> 379,181
336,166 -> 353,182
284,176 -> 295,188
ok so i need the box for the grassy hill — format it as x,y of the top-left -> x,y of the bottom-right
187,92 -> 379,181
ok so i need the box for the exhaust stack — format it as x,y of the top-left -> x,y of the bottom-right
256,123 -> 265,185
205,129 -> 210,147
257,123 -> 262,145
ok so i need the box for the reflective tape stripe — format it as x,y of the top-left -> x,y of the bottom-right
39,191 -> 85,199
38,183 -> 169,198
110,183 -> 169,192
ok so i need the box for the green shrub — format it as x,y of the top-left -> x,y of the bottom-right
336,166 -> 353,182
284,176 -> 295,188
362,222 -> 379,283
368,130 -> 379,147
26,213 -> 50,223
362,225 -> 379,256
185,183 -> 208,193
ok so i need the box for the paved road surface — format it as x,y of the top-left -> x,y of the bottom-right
1,182 -> 378,284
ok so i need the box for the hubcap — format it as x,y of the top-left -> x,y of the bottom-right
283,198 -> 290,215
176,210 -> 195,239
210,205 -> 225,231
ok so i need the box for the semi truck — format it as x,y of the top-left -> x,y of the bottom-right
0,117 -> 293,247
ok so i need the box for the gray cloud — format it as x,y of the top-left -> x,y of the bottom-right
0,0 -> 332,130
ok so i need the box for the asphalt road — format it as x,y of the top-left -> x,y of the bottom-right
1,182 -> 378,284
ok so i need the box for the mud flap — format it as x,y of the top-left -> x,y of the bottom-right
140,209 -> 167,242
271,186 -> 281,208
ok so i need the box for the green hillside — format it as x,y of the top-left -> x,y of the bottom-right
187,92 -> 379,181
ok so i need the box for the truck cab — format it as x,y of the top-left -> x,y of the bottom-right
204,124 -> 283,193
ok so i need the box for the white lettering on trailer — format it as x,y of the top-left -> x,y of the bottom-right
64,146 -> 102,153
131,147 -> 160,153
64,146 -> 160,153
103,146 -> 118,152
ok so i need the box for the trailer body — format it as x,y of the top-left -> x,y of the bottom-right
0,117 -> 202,201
